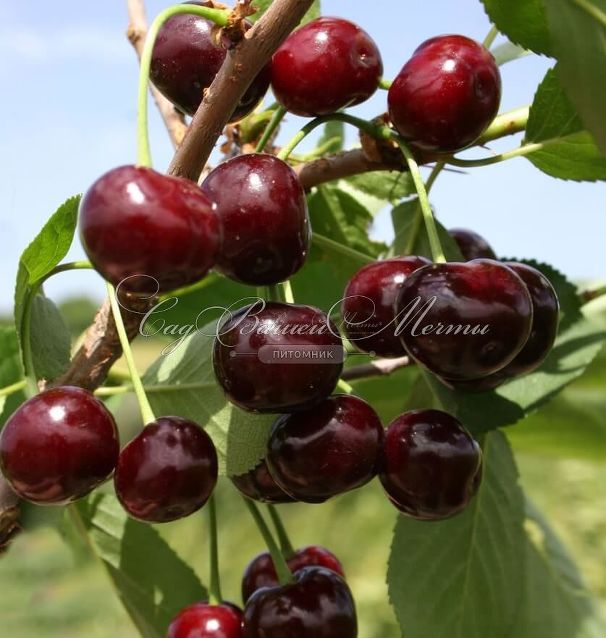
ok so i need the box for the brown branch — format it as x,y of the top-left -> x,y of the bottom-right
168,0 -> 316,180
0,477 -> 20,553
341,356 -> 412,382
126,0 -> 188,147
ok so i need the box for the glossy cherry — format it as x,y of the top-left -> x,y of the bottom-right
150,1 -> 270,120
449,228 -> 497,261
271,17 -> 383,116
201,154 -> 310,285
114,416 -> 217,523
0,387 -> 119,505
79,165 -> 220,294
379,410 -> 482,520
168,602 -> 244,638
395,259 -> 533,381
242,546 -> 345,602
266,394 -> 384,503
231,458 -> 294,505
342,256 -> 431,357
213,302 -> 344,413
243,566 -> 357,638
388,35 -> 501,152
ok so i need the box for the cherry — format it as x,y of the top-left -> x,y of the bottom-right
213,302 -> 344,413
114,416 -> 217,523
449,228 -> 497,261
379,410 -> 482,520
0,387 -> 119,505
342,256 -> 431,357
443,262 -> 559,392
271,17 -> 383,116
150,1 -> 270,120
243,566 -> 357,638
388,35 -> 501,152
242,546 -> 345,603
79,165 -> 220,294
266,394 -> 384,503
201,154 -> 310,285
395,259 -> 533,381
168,602 -> 244,638
231,458 -> 294,505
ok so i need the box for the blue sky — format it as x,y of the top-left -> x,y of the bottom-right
0,0 -> 604,314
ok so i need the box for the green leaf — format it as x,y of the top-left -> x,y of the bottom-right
543,0 -> 606,156
388,431 -> 525,638
142,322 -> 274,476
29,296 -> 72,382
480,0 -> 552,55
525,66 -> 606,181
0,326 -> 25,427
511,498 -> 606,636
75,494 -> 207,638
250,0 -> 320,24
317,120 -> 345,154
342,172 -> 414,205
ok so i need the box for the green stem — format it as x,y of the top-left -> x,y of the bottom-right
267,505 -> 295,558
137,4 -> 230,167
483,25 -> 499,49
337,378 -> 354,394
581,285 -> 606,304
477,106 -> 530,144
396,140 -> 446,263
208,495 -> 222,605
256,105 -> 287,153
0,379 -> 27,398
280,280 -> 295,304
243,498 -> 294,585
106,283 -> 156,424
447,140 -> 547,168
573,0 -> 606,27
278,113 -> 391,161
378,77 -> 392,90
313,233 -> 375,264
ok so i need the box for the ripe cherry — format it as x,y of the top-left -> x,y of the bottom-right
0,387 -> 119,505
388,35 -> 501,152
271,17 -> 383,116
342,256 -> 431,357
243,566 -> 357,638
395,259 -> 533,381
242,546 -> 345,603
231,458 -> 294,505
213,302 -> 344,413
379,410 -> 482,520
449,228 -> 497,261
201,154 -> 310,285
150,1 -> 270,120
168,602 -> 244,638
79,165 -> 220,294
266,395 -> 384,503
114,416 -> 217,523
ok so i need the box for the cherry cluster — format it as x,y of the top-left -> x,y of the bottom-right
0,6 -> 562,638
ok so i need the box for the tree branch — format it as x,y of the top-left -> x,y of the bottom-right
341,356 -> 412,382
168,0 -> 315,180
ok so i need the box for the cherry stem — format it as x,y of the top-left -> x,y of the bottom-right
336,378 -> 354,394
208,494 -> 223,605
267,505 -> 296,558
243,498 -> 294,585
446,140 -> 552,168
477,106 -> 530,144
277,113 -> 392,161
136,4 -> 231,167
0,379 -> 27,398
378,77 -> 392,90
396,139 -> 446,263
483,25 -> 499,49
106,283 -> 156,424
256,105 -> 287,153
312,233 -> 375,264
581,285 -> 606,303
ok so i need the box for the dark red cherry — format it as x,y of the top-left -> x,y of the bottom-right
150,1 -> 270,120
266,395 -> 383,503
168,601 -> 243,638
231,458 -> 294,504
0,387 -> 119,505
379,409 -> 482,520
395,259 -> 533,381
243,566 -> 357,638
242,546 -> 345,602
449,228 -> 497,261
388,35 -> 501,152
79,165 -> 220,294
201,154 -> 310,285
213,302 -> 344,413
114,416 -> 217,523
271,17 -> 383,116
342,256 -> 431,357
